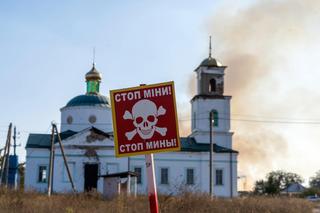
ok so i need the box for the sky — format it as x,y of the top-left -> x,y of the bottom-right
0,1 -> 213,138
1,0 -> 320,190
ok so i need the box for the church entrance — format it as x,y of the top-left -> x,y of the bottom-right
84,163 -> 99,192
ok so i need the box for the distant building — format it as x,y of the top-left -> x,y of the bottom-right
25,46 -> 238,197
281,183 -> 306,196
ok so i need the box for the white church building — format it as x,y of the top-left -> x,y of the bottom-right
25,49 -> 238,197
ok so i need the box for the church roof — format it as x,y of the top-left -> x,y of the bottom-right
25,130 -> 77,148
26,129 -> 238,153
65,94 -> 109,108
196,37 -> 224,69
25,127 -> 111,148
180,137 -> 238,153
199,57 -> 223,68
85,64 -> 102,81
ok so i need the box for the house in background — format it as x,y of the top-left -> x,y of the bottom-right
25,47 -> 238,197
281,183 -> 306,196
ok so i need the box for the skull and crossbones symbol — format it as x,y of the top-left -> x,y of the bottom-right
123,99 -> 167,140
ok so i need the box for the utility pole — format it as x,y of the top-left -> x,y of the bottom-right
12,126 -> 16,189
5,132 -> 11,187
47,125 -> 55,196
47,123 -> 76,195
230,152 -> 233,198
53,124 -> 76,192
0,123 -> 12,186
13,126 -> 16,156
10,126 -> 20,189
209,112 -> 214,197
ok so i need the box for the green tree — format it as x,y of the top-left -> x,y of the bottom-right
301,187 -> 320,197
254,170 -> 303,195
310,170 -> 320,188
253,180 -> 266,194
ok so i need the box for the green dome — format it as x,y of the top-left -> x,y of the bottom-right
200,57 -> 222,67
66,94 -> 109,107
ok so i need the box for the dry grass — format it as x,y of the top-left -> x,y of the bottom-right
0,188 -> 313,213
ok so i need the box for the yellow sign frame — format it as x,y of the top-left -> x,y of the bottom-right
110,81 -> 181,157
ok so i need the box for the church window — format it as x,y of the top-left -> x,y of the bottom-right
211,110 -> 218,127
38,166 -> 47,183
209,78 -> 216,92
134,167 -> 142,184
186,168 -> 195,185
160,168 -> 169,184
67,116 -> 73,124
215,169 -> 223,185
89,115 -> 97,124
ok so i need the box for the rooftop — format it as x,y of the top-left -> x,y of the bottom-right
199,57 -> 223,68
65,94 -> 109,108
85,64 -> 102,81
26,128 -> 238,153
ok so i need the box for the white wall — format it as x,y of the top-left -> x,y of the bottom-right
24,148 -> 50,192
192,97 -> 231,134
60,106 -> 112,132
191,97 -> 233,148
49,149 -> 129,193
50,130 -> 127,193
25,146 -> 237,197
129,151 -> 238,197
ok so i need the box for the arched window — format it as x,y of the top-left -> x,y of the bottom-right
209,79 -> 216,92
211,110 -> 218,127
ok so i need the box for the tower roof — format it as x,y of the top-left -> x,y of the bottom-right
63,64 -> 108,108
85,64 -> 102,81
199,57 -> 223,67
197,36 -> 224,68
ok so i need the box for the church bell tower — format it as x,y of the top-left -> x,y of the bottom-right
190,37 -> 233,148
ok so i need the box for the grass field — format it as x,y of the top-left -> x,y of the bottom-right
0,188 -> 314,213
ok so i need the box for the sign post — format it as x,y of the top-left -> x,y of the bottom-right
110,81 -> 180,213
145,154 -> 158,213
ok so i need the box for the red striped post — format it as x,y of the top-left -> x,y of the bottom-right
145,154 -> 159,213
